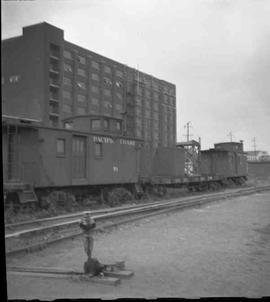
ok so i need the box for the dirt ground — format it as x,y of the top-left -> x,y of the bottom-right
5,191 -> 270,299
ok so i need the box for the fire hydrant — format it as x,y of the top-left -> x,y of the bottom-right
79,211 -> 103,275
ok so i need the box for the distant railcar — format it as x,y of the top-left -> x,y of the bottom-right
200,142 -> 247,183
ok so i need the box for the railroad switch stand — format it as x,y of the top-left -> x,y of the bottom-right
79,211 -> 134,284
79,212 -> 96,259
79,212 -> 100,275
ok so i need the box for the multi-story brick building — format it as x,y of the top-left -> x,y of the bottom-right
2,22 -> 176,148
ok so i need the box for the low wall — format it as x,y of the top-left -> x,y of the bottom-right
248,161 -> 270,183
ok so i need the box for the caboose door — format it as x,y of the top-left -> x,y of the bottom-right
72,136 -> 86,179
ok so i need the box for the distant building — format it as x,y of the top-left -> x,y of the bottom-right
246,150 -> 270,161
2,22 -> 176,148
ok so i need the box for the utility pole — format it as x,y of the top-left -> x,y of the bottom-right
252,137 -> 257,160
184,121 -> 192,142
227,131 -> 233,142
137,64 -> 140,94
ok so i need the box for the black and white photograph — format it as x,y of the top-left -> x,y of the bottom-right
2,0 -> 270,299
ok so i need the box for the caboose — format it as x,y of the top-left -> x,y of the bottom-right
200,142 -> 248,185
2,114 -> 143,204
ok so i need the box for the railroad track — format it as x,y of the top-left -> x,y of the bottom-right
5,185 -> 270,256
4,185 -> 259,234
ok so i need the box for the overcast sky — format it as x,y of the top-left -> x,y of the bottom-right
2,0 -> 270,152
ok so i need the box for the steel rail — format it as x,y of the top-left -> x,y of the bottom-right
5,185 -> 259,234
5,202 -> 159,233
5,185 -> 270,256
5,185 -> 270,241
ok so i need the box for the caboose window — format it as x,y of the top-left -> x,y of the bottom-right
116,121 -> 121,131
94,142 -> 103,158
91,119 -> 101,130
104,119 -> 109,130
56,139 -> 66,156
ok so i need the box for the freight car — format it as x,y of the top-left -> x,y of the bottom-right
199,142 -> 248,187
2,113 -> 248,208
139,141 -> 248,193
2,114 -> 143,207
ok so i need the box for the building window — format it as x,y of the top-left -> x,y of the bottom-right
49,116 -> 58,127
64,121 -> 73,129
91,119 -> 101,130
169,88 -> 175,96
56,139 -> 65,156
9,75 -> 20,83
153,81 -> 159,90
145,89 -> 151,98
91,73 -> 99,81
153,112 -> 159,121
91,86 -> 99,93
115,81 -> 123,89
91,61 -> 100,70
135,107 -> 142,116
49,59 -> 59,72
77,94 -> 86,102
103,89 -> 111,97
78,55 -> 86,64
64,64 -> 73,73
135,97 -> 142,106
116,70 -> 123,78
153,102 -> 159,111
135,117 -> 142,127
145,100 -> 151,109
136,86 -> 143,95
115,104 -> 122,111
63,90 -> 72,99
116,92 -> 123,100
153,121 -> 159,130
77,81 -> 86,89
63,104 -> 72,113
49,102 -> 59,114
153,132 -> 159,140
92,97 -> 99,105
63,77 -> 72,86
170,96 -> 175,107
104,77 -> 112,86
104,65 -> 112,74
77,68 -> 86,77
77,107 -> 86,115
103,101 -> 111,109
153,92 -> 159,101
144,79 -> 151,88
50,43 -> 60,57
135,129 -> 142,138
94,142 -> 103,158
64,50 -> 72,59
